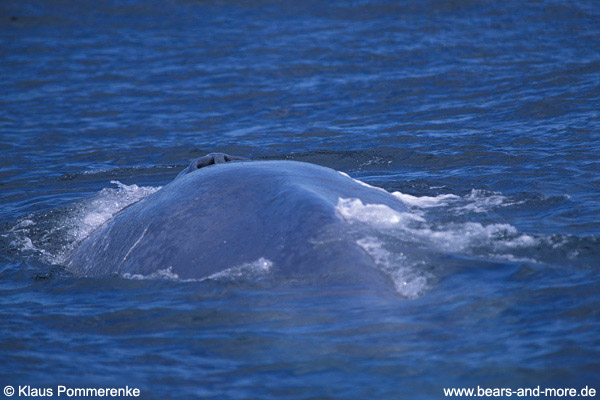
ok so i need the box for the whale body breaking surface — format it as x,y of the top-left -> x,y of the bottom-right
66,154 -> 414,296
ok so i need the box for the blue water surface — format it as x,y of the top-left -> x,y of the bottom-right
1,0 -> 599,398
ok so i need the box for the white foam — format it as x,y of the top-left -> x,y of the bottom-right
392,189 -> 519,213
460,189 -> 510,213
7,180 -> 161,265
64,181 -> 161,255
337,199 -> 432,298
340,172 -> 515,215
206,257 -> 273,281
15,219 -> 35,228
392,192 -> 460,208
356,237 -> 428,299
336,198 -> 424,227
405,222 -> 539,253
121,258 -> 273,283
493,254 -> 540,264
338,171 -> 388,193
122,266 -> 181,281
336,194 -> 542,297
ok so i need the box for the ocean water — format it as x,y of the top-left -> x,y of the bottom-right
1,0 -> 599,398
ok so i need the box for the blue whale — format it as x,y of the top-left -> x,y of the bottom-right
66,154 -> 410,295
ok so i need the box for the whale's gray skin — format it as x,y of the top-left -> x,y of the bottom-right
66,154 -> 409,295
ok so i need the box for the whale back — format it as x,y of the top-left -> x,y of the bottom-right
66,161 -> 408,293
